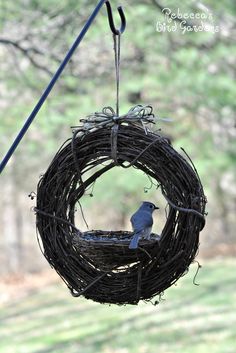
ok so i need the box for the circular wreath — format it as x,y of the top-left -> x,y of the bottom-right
35,105 -> 206,305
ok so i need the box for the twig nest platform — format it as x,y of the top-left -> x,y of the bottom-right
72,231 -> 161,272
35,105 -> 207,305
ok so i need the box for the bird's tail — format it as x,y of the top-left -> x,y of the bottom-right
129,232 -> 142,249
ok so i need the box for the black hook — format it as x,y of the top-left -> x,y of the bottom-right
105,1 -> 126,35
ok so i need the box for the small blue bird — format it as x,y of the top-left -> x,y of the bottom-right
129,201 -> 159,249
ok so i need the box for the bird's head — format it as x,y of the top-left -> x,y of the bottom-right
141,201 -> 159,212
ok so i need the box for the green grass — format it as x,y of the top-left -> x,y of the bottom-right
1,259 -> 236,353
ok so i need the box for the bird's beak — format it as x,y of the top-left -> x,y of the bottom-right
155,206 -> 159,210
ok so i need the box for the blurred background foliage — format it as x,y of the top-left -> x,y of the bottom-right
0,0 -> 235,273
0,2 -> 236,353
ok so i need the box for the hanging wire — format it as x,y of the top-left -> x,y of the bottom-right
113,34 -> 121,117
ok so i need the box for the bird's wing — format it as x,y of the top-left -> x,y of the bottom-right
131,211 -> 153,232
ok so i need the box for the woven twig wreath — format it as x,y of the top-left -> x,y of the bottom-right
35,105 -> 207,305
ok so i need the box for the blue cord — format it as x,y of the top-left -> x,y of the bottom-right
0,0 -> 107,175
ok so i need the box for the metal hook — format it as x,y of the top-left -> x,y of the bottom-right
105,1 -> 126,35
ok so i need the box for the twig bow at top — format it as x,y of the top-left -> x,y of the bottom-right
72,104 -> 157,136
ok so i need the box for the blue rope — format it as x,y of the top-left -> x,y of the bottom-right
0,0 -> 107,174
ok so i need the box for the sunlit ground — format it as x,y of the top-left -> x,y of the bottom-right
1,258 -> 236,353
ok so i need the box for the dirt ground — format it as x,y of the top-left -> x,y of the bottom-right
0,269 -> 60,304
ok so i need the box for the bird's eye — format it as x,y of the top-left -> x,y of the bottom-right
150,205 -> 153,208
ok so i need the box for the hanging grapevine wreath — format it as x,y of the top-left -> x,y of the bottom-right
35,105 -> 207,305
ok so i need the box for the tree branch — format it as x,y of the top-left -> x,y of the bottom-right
0,38 -> 53,75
